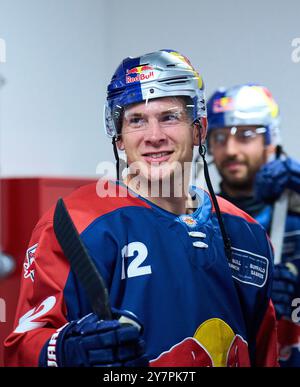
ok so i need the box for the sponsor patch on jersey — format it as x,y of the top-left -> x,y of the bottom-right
228,247 -> 268,287
178,215 -> 198,228
24,244 -> 38,282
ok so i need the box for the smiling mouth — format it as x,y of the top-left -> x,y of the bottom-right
223,162 -> 245,171
142,151 -> 174,162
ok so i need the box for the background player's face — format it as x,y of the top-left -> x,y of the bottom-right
118,97 -> 200,183
209,126 -> 269,192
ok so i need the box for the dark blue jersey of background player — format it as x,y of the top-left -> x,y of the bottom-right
207,83 -> 300,367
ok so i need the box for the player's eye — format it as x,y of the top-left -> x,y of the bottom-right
160,111 -> 185,125
162,113 -> 179,121
212,132 -> 227,145
236,129 -> 256,140
127,116 -> 145,127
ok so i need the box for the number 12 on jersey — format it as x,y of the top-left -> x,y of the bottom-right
121,242 -> 152,279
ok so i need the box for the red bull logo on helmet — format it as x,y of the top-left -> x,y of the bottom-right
213,97 -> 234,113
126,65 -> 155,84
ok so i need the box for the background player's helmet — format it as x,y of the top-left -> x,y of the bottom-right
206,84 -> 281,146
104,49 -> 207,138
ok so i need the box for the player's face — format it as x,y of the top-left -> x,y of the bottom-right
209,126 -> 269,192
118,97 -> 201,183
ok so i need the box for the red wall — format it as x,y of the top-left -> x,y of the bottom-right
0,177 -> 95,366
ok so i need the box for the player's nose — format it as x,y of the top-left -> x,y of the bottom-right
224,136 -> 239,156
144,118 -> 168,145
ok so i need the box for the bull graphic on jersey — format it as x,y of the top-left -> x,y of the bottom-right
150,318 -> 249,367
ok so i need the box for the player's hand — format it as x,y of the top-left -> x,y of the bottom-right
272,262 -> 298,320
255,157 -> 300,203
41,309 -> 149,367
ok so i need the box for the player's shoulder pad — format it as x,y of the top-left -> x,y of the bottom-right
33,180 -> 151,234
213,194 -> 258,225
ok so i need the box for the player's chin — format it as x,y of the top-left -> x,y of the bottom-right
136,159 -> 185,186
223,167 -> 248,181
147,163 -> 175,183
225,173 -> 250,188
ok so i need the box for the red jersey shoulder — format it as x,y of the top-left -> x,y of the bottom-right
33,180 -> 150,235
215,195 -> 258,225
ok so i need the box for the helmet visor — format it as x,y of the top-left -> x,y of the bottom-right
105,96 -> 195,137
122,97 -> 194,135
208,125 -> 267,149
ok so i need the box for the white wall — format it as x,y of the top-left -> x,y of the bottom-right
1,0 -> 300,179
0,0 -> 110,177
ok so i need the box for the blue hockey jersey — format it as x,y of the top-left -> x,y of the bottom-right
4,181 -> 278,366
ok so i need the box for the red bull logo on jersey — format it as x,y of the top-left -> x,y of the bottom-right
24,244 -> 38,282
126,65 -> 155,84
150,318 -> 250,367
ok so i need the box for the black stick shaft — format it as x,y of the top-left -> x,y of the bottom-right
53,198 -> 112,320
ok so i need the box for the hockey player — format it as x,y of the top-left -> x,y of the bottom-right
206,84 -> 300,366
4,51 -> 278,367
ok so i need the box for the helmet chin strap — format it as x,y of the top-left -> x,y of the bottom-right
112,136 -> 120,181
197,122 -> 232,261
112,136 -> 129,182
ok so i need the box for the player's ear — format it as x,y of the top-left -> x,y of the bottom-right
116,137 -> 125,151
264,144 -> 276,163
193,121 -> 207,146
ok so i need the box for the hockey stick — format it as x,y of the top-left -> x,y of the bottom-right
270,190 -> 289,265
53,198 -> 112,320
268,147 -> 290,265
